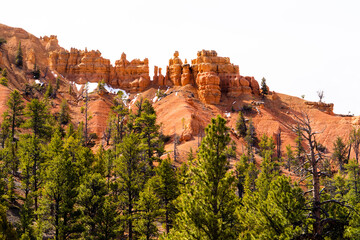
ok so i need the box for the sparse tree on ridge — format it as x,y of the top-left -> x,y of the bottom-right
261,77 -> 268,97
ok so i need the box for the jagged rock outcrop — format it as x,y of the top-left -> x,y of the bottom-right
111,52 -> 150,89
305,101 -> 334,115
49,50 -> 150,90
40,35 -> 60,52
165,50 -> 261,104
49,48 -> 111,84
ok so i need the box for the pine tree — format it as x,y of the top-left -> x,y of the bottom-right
44,82 -> 54,99
285,144 -> 295,172
6,89 -> 25,141
172,115 -> 239,240
23,98 -> 51,140
0,112 -> 11,148
134,183 -> 162,240
235,154 -> 249,198
43,134 -> 81,239
332,136 -> 348,172
15,41 -> 23,67
134,99 -> 163,167
116,133 -> 147,240
78,173 -> 108,239
238,175 -> 305,239
58,99 -> 70,125
261,77 -> 268,97
259,134 -> 275,160
152,157 -> 179,234
235,111 -> 247,138
245,118 -> 257,162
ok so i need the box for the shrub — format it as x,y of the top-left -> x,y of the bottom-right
0,77 -> 8,86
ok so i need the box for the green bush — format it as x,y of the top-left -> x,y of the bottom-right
0,77 -> 8,86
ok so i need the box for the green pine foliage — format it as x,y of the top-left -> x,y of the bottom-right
152,157 -> 179,233
235,111 -> 247,138
261,77 -> 269,96
135,183 -> 162,240
15,41 -> 23,67
332,136 -> 349,172
6,90 -> 25,140
171,115 -> 239,240
0,77 -> 8,86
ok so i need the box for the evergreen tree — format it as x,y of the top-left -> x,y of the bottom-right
333,136 -> 349,172
238,175 -> 305,239
116,133 -> 147,240
0,77 -> 7,86
58,99 -> 70,125
44,82 -> 54,99
134,99 -> 163,167
32,64 -> 40,79
235,111 -> 247,138
261,77 -> 268,97
0,203 -> 18,239
0,112 -> 11,148
23,98 -> 51,140
6,89 -> 25,141
285,144 -> 295,172
152,157 -> 179,234
259,134 -> 275,160
15,41 -> 23,67
134,183 -> 162,240
78,173 -> 108,239
43,136 -> 81,240
172,116 -> 239,240
235,154 -> 249,199
245,118 -> 256,162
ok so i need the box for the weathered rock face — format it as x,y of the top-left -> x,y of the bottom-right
167,51 -> 183,86
196,72 -> 221,104
181,64 -> 192,86
110,52 -> 150,89
49,50 -> 150,90
165,50 -> 260,104
40,35 -> 60,52
305,101 -> 334,115
49,48 -> 111,83
158,68 -> 165,86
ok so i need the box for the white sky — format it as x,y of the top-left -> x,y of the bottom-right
1,0 -> 360,115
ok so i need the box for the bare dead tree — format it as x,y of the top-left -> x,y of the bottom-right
285,111 -> 350,239
317,90 -> 324,103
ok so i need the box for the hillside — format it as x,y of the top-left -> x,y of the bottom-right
2,23 -> 360,239
0,23 -> 358,164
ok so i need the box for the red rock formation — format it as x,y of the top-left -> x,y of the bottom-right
305,101 -> 334,115
153,66 -> 159,83
158,68 -> 165,86
181,64 -> 192,86
49,50 -> 149,91
167,51 -> 183,86
111,52 -> 150,89
196,72 -> 221,104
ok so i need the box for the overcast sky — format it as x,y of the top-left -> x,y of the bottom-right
1,0 -> 360,115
